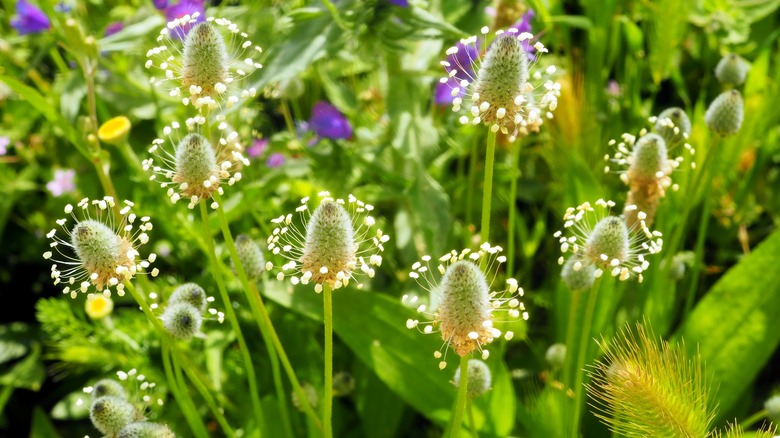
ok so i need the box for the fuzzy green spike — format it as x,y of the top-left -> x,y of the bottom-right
174,133 -> 219,199
168,283 -> 207,313
453,359 -> 492,399
438,260 -> 492,357
182,22 -> 229,100
118,422 -> 176,438
585,217 -> 629,266
705,90 -> 744,136
301,201 -> 356,288
715,54 -> 750,86
473,33 -> 529,129
654,107 -> 691,146
587,323 -> 714,438
161,302 -> 202,340
629,134 -> 668,182
92,379 -> 127,400
90,396 -> 142,437
561,256 -> 596,290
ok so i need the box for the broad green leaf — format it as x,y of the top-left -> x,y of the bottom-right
676,229 -> 780,418
98,15 -> 166,53
354,361 -> 405,438
30,407 -> 59,438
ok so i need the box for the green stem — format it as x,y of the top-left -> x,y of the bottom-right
0,386 -> 13,414
320,0 -> 348,30
198,202 -> 265,433
466,398 -> 479,438
323,283 -> 334,438
448,356 -> 470,438
91,157 -> 121,218
465,134 -> 479,239
570,279 -> 601,437
480,130 -> 498,245
162,341 -> 209,438
211,192 -> 300,437
116,139 -> 146,179
123,281 -> 235,437
507,139 -> 521,277
562,288 -> 582,389
740,408 -> 768,430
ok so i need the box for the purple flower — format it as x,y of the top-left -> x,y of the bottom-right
0,137 -> 9,155
11,0 -> 51,35
295,120 -> 311,138
165,0 -> 205,39
105,22 -> 123,37
606,80 -> 621,97
247,138 -> 268,158
266,153 -> 285,168
509,9 -> 536,60
387,0 -> 408,6
435,42 -> 478,106
154,0 -> 170,9
310,102 -> 352,140
46,169 -> 76,197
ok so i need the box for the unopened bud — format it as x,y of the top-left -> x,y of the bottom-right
169,283 -> 207,313
90,396 -> 141,436
453,359 -> 492,399
545,343 -> 567,368
161,302 -> 202,340
705,90 -> 743,136
714,54 -> 749,86
118,422 -> 175,438
92,379 -> 127,400
234,234 -> 266,280
654,107 -> 691,146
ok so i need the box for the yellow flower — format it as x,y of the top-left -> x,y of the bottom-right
85,294 -> 114,319
98,116 -> 131,145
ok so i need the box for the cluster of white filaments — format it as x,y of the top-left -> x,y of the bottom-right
403,243 -> 528,370
43,197 -> 158,299
554,199 -> 663,282
83,368 -> 165,409
603,128 -> 694,190
143,116 -> 249,210
145,13 -> 261,109
266,191 -> 388,293
441,27 -> 560,141
142,290 -> 224,324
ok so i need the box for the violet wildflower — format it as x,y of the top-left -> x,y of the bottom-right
11,0 -> 51,35
164,0 -> 205,39
509,9 -> 536,60
0,137 -> 9,155
46,169 -> 76,197
247,138 -> 268,159
105,22 -> 123,37
310,102 -> 352,140
154,0 -> 170,10
266,152 -> 285,168
435,42 -> 478,106
387,0 -> 408,6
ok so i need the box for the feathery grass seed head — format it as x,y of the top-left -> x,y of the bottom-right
146,14 -> 261,109
267,192 -> 387,292
441,28 -> 559,140
453,359 -> 492,399
168,282 -> 207,312
118,422 -> 175,438
161,302 -> 202,340
90,396 -> 142,437
43,197 -> 157,299
556,199 -> 663,282
404,244 -> 527,369
715,54 -> 750,86
705,90 -> 744,136
144,119 -> 248,209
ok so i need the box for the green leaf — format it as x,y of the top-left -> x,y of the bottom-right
98,15 -> 166,53
0,343 -> 45,391
30,407 -> 59,438
676,229 -> 780,418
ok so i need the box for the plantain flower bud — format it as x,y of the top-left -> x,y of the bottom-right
453,359 -> 492,399
705,90 -> 743,136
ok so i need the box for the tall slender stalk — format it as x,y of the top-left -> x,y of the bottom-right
466,398 -> 479,438
480,130 -> 498,244
211,191 -> 306,436
570,278 -> 602,437
198,202 -> 265,432
448,356 -> 470,438
162,341 -> 209,438
323,283 -> 335,438
562,289 -> 582,389
507,139 -> 521,277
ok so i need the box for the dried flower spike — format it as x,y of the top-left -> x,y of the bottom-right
144,118 -> 249,209
555,199 -> 663,282
705,90 -> 744,136
146,14 -> 261,109
266,192 -> 387,293
714,53 -> 750,86
43,197 -> 158,299
453,359 -> 492,399
404,244 -> 527,369
440,27 -> 560,140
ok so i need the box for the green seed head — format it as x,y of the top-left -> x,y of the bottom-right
765,395 -> 780,423
92,379 -> 127,401
437,260 -> 492,357
585,216 -> 629,266
118,422 -> 175,438
234,234 -> 266,280
715,53 -> 750,86
654,107 -> 691,146
71,219 -> 135,290
629,134 -> 668,182
182,22 -> 229,100
90,396 -> 141,437
168,283 -> 207,313
705,90 -> 743,136
453,359 -> 492,399
473,33 -> 529,126
332,371 -> 356,397
173,134 -> 219,199
291,382 -> 318,412
301,201 -> 356,287
561,256 -> 596,290
161,302 -> 202,340
545,343 -> 567,368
